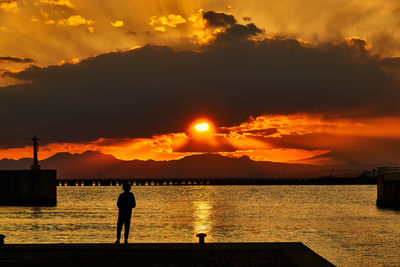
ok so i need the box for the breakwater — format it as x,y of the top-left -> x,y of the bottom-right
0,170 -> 57,206
57,176 -> 376,186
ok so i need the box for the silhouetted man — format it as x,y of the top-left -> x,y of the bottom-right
116,183 -> 136,244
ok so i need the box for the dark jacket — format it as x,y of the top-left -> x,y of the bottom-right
117,192 -> 136,218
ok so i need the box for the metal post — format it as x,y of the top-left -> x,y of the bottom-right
196,233 -> 207,244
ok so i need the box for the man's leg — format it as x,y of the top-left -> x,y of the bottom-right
124,217 -> 131,243
116,217 -> 123,243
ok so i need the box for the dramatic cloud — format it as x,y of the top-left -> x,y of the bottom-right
0,9 -> 399,164
1,11 -> 400,151
230,0 -> 400,57
2,113 -> 399,164
202,11 -> 236,27
221,115 -> 400,164
2,0 -> 400,80
212,22 -> 263,43
0,56 -> 34,63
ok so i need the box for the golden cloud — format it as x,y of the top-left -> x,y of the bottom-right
58,15 -> 93,26
37,0 -> 76,9
0,0 -> 18,13
1,0 -> 400,75
186,9 -> 235,44
154,26 -> 166,32
161,14 -> 186,27
149,14 -> 186,32
110,20 -> 124,28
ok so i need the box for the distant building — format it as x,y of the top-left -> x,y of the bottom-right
377,167 -> 400,209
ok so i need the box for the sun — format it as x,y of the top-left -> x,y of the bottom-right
195,122 -> 209,132
190,119 -> 215,136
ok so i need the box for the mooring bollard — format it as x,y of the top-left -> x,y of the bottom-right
196,233 -> 207,244
0,234 -> 5,245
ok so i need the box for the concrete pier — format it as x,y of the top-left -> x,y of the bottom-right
377,167 -> 400,208
0,170 -> 57,206
0,243 -> 333,266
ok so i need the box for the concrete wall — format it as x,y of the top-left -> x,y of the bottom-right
0,170 -> 57,206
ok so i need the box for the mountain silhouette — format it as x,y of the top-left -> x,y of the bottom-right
0,151 -> 378,179
41,151 -> 122,178
0,157 -> 32,170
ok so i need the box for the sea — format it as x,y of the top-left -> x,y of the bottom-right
0,185 -> 399,266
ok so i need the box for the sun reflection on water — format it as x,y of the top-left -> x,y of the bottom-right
193,201 -> 213,236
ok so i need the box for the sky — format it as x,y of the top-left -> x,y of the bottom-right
1,0 -> 400,165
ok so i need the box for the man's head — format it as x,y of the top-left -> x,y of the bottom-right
122,183 -> 131,192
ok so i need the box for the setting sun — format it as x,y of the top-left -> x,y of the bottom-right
189,119 -> 215,138
195,123 -> 209,132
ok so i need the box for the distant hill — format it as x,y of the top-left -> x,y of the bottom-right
0,151 -> 379,179
41,151 -> 122,178
0,158 -> 32,170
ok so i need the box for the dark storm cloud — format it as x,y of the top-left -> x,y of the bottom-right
213,23 -> 264,43
0,56 -> 34,63
343,37 -> 367,51
202,10 -> 263,44
1,12 -> 400,148
381,57 -> 400,68
202,11 -> 236,27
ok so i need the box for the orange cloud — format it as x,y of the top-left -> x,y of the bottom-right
222,114 -> 400,139
0,114 -> 399,165
0,134 -> 190,161
98,134 -> 190,161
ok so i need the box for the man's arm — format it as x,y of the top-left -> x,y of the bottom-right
132,194 -> 136,208
117,194 -> 121,208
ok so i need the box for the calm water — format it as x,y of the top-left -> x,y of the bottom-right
0,185 -> 399,266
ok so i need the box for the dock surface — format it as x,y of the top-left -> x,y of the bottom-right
0,242 -> 334,266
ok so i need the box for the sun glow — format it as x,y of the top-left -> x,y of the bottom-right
195,122 -> 209,132
189,119 -> 215,138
